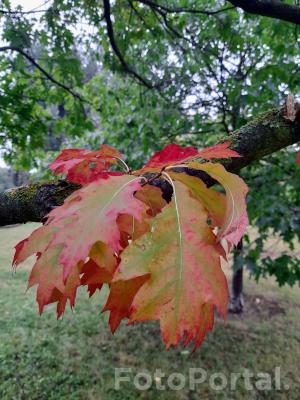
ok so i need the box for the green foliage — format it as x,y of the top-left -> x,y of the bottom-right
243,150 -> 300,286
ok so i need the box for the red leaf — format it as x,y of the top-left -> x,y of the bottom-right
49,145 -> 124,185
28,246 -> 65,315
56,263 -> 83,318
136,144 -> 198,173
14,175 -> 148,314
81,242 -> 118,296
135,185 -> 167,217
13,143 -> 249,351
296,151 -> 300,164
197,141 -> 240,160
48,176 -> 146,281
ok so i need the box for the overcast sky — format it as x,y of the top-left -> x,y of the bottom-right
11,0 -> 46,10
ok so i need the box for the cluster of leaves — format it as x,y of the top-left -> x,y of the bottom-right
14,143 -> 248,350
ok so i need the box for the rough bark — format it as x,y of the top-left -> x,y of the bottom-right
0,181 -> 80,226
0,104 -> 300,227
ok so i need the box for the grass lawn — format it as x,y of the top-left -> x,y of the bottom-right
0,223 -> 299,399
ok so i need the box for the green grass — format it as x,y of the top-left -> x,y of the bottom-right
0,224 -> 300,399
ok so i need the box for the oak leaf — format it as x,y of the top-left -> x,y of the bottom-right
14,175 -> 148,314
187,162 -> 248,246
49,145 -> 124,185
197,141 -> 240,160
135,143 -> 198,173
112,180 -> 228,350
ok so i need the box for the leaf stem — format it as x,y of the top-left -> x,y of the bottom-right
113,157 -> 130,173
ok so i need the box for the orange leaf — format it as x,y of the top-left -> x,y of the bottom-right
112,180 -> 228,350
102,276 -> 150,333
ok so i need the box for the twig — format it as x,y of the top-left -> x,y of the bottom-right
0,46 -> 92,105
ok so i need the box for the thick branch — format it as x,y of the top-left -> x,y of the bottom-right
1,104 -> 300,227
228,0 -> 300,25
135,0 -> 235,15
0,181 -> 80,226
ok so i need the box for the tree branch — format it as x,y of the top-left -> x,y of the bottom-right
1,104 -> 300,227
0,8 -> 55,15
135,0 -> 235,15
103,0 -> 158,89
228,0 -> 300,25
0,181 -> 80,226
0,46 -> 91,104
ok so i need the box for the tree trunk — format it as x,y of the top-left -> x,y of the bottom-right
229,240 -> 244,314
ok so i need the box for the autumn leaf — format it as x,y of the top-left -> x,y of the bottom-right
117,185 -> 166,242
135,184 -> 167,217
197,141 -> 240,160
112,180 -> 228,350
44,175 -> 147,281
13,175 -> 148,314
27,245 -> 65,314
102,276 -> 150,333
80,242 -> 118,296
49,145 -> 125,185
135,143 -> 198,173
168,172 -> 226,228
296,151 -> 300,164
56,262 -> 83,318
135,142 -> 239,175
14,222 -> 61,267
187,162 -> 248,246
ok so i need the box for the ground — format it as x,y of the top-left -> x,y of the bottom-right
0,224 -> 299,400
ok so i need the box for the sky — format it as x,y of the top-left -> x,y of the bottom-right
10,0 -> 46,10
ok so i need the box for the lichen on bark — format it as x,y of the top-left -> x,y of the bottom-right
0,180 -> 80,226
